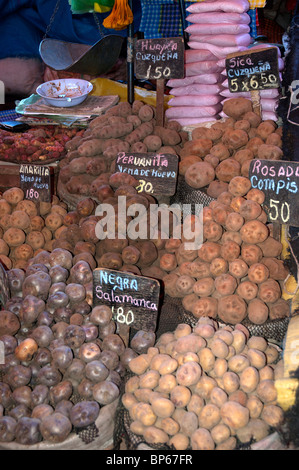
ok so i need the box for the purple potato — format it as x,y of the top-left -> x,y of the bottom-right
69,400 -> 100,428
39,412 -> 72,443
15,417 -> 42,445
0,416 -> 17,442
37,365 -> 62,387
31,384 -> 50,407
30,325 -> 54,348
85,360 -> 109,383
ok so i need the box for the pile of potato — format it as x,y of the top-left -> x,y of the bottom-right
178,97 -> 283,199
162,174 -> 290,326
123,318 -> 285,450
0,243 -> 150,445
0,187 -> 73,270
59,100 -> 187,201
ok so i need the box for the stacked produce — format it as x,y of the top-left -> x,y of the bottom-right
0,237 -> 154,444
161,172 -> 290,326
0,126 -> 83,164
123,318 -> 285,450
58,100 -> 187,203
177,97 -> 283,199
165,0 -> 252,126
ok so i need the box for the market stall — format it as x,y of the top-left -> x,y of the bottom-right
0,0 -> 298,453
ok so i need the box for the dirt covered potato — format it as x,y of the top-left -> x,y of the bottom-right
123,319 -> 284,450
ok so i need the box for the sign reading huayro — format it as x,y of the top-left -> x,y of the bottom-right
134,37 -> 185,80
249,159 -> 299,226
20,164 -> 51,202
226,47 -> 280,94
93,268 -> 161,332
116,152 -> 179,196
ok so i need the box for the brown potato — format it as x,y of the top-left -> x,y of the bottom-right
225,212 -> 245,232
217,294 -> 247,325
3,228 -> 26,247
185,161 -> 215,189
191,428 -> 215,450
236,280 -> 258,301
143,426 -> 169,445
240,366 -> 259,393
261,404 -> 284,427
216,158 -> 241,182
198,404 -> 221,430
193,277 -> 215,297
170,385 -> 192,408
210,257 -> 228,277
220,240 -> 240,262
229,259 -> 248,279
256,379 -> 277,404
191,297 -> 218,319
168,433 -> 189,450
187,394 -> 205,416
246,395 -> 263,419
248,263 -> 269,284
247,298 -> 269,325
228,176 -> 252,197
197,241 -> 221,262
220,401 -> 249,430
240,220 -> 269,244
214,274 -> 237,296
150,396 -> 175,418
210,387 -> 228,408
228,355 -> 250,374
258,279 -> 281,303
239,199 -> 262,221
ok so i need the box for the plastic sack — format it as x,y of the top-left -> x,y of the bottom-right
187,42 -> 248,59
260,98 -> 279,112
187,0 -> 250,14
188,33 -> 252,47
261,111 -> 278,121
168,94 -> 223,107
185,60 -> 223,76
185,12 -> 251,24
165,103 -> 222,119
185,22 -> 250,35
168,117 -> 218,125
185,49 -> 216,63
171,83 -> 223,96
167,73 -> 223,87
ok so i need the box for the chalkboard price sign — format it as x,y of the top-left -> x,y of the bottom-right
226,47 -> 280,94
93,268 -> 161,332
249,159 -> 299,227
134,37 -> 185,80
116,152 -> 179,196
20,164 -> 51,202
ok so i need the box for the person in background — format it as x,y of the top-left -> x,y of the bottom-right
0,0 -> 141,98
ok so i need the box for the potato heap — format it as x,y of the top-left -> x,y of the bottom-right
123,318 -> 285,450
0,187 -> 73,270
0,246 -> 146,445
59,100 -> 186,201
178,97 -> 283,199
161,175 -> 290,326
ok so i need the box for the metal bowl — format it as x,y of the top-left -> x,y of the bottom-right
36,78 -> 93,107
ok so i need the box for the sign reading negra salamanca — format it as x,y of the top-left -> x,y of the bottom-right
134,37 -> 185,80
93,268 -> 161,332
249,159 -> 299,227
116,152 -> 179,196
20,164 -> 51,202
226,47 -> 280,94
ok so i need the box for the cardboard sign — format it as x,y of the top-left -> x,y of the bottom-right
20,164 -> 51,202
226,47 -> 280,93
116,152 -> 179,196
249,159 -> 299,226
134,37 -> 185,80
0,263 -> 10,309
93,268 -> 161,332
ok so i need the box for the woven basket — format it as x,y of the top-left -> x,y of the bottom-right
0,399 -> 118,450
